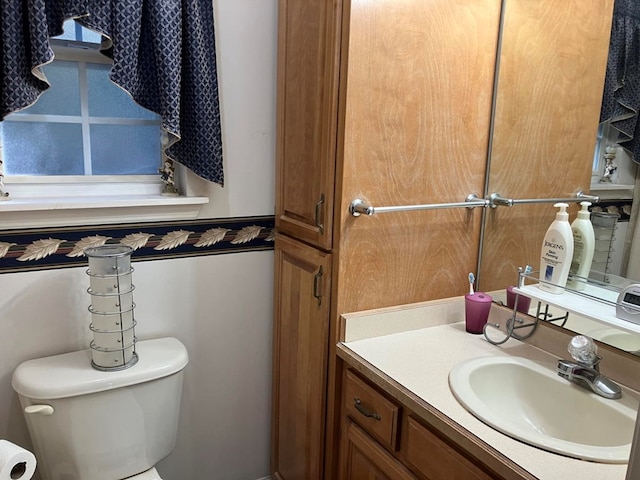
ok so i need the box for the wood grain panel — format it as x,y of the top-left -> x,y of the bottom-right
272,234 -> 332,480
339,420 -> 416,480
480,0 -> 615,292
336,0 -> 502,312
344,369 -> 400,451
275,0 -> 342,250
404,416 -> 496,480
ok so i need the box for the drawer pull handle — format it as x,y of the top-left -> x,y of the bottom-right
354,397 -> 381,420
313,266 -> 323,305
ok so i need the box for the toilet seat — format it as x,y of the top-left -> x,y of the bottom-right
123,467 -> 162,480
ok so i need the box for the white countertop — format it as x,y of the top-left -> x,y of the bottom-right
341,320 -> 633,480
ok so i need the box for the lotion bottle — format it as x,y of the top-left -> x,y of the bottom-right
567,201 -> 595,291
539,203 -> 574,294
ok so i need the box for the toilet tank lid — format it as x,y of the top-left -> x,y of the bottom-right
12,337 -> 189,400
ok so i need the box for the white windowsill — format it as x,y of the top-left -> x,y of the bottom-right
590,183 -> 635,191
0,176 -> 209,230
0,194 -> 208,211
589,183 -> 635,201
0,195 -> 209,230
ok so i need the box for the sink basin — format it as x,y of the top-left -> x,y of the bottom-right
588,328 -> 640,354
449,356 -> 638,463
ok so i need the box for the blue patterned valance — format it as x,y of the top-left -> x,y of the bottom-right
600,0 -> 640,165
0,0 -> 224,184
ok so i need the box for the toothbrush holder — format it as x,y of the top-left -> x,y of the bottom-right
506,285 -> 532,314
465,293 -> 493,334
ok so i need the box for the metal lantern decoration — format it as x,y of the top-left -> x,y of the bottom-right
85,245 -> 138,371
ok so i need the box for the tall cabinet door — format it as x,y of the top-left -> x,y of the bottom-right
275,0 -> 342,250
272,234 -> 332,480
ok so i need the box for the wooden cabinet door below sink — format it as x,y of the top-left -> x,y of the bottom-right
340,420 -> 416,480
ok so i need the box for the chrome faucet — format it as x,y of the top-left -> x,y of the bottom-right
557,335 -> 622,400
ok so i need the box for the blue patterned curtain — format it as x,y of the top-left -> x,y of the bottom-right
0,0 -> 224,185
600,0 -> 640,165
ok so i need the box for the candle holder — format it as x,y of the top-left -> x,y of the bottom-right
85,245 -> 138,371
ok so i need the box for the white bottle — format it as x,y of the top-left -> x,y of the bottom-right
567,201 -> 595,291
539,203 -> 574,294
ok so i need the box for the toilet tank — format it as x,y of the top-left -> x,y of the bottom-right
12,337 -> 188,480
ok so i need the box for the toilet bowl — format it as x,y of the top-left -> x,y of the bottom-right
12,337 -> 188,480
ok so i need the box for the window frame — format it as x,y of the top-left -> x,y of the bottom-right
3,42 -> 163,180
0,42 -> 208,229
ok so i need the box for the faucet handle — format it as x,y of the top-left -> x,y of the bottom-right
568,335 -> 599,367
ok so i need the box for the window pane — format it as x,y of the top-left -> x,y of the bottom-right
90,124 -> 161,175
80,27 -> 102,44
53,20 -> 80,41
87,64 -> 159,119
1,122 -> 84,175
10,61 -> 81,116
54,20 -> 101,44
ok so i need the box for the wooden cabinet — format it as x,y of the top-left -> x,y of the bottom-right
271,234 -> 332,480
272,0 -> 613,479
343,370 -> 400,452
340,421 -> 416,480
275,0 -> 342,251
273,0 -> 501,478
403,417 -> 495,480
339,369 -> 503,480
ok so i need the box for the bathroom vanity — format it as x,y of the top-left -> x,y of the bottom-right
336,299 -> 639,480
271,0 -> 617,478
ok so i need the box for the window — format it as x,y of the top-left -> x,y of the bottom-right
0,21 -> 208,229
1,20 -> 162,178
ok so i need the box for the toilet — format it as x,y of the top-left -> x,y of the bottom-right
11,337 -> 188,480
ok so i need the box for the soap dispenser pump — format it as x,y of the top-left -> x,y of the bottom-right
567,201 -> 595,291
539,203 -> 574,294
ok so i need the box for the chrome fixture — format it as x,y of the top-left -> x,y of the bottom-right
349,194 -> 488,217
85,245 -> 138,371
488,191 -> 599,209
483,267 -> 539,345
557,335 -> 621,399
348,191 -> 600,217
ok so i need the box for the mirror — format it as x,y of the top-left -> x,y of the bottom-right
478,0 -> 640,354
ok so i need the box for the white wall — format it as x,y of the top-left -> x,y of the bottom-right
185,0 -> 277,219
0,1 -> 278,479
1,253 -> 274,480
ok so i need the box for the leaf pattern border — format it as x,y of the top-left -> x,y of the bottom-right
0,216 -> 275,273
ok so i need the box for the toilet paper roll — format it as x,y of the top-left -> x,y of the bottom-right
0,440 -> 36,480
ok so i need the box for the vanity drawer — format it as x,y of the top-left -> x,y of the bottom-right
405,416 -> 495,480
344,369 -> 401,451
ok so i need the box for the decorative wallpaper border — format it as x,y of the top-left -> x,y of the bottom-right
0,215 -> 275,274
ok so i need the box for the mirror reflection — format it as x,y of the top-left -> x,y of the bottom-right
479,0 -> 639,355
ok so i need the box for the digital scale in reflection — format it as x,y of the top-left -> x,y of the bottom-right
616,284 -> 640,325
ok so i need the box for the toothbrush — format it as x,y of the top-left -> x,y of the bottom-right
468,273 -> 475,295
